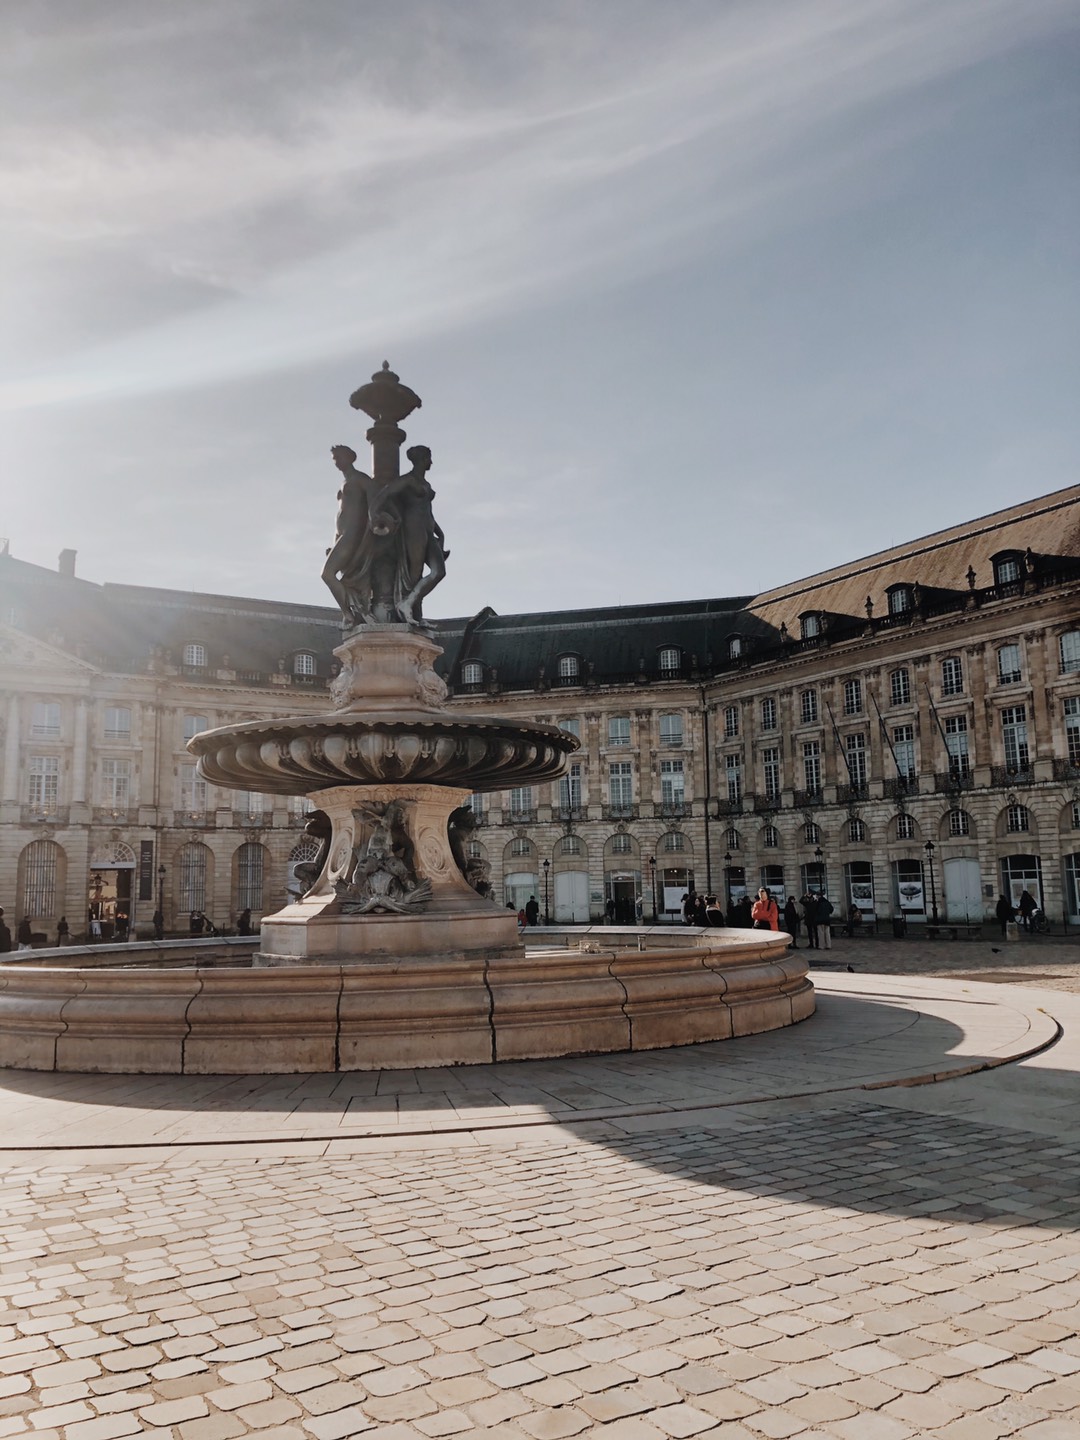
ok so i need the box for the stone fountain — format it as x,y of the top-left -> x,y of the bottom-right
0,365 -> 812,1075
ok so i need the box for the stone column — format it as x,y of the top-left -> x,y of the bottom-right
71,700 -> 89,805
2,694 -> 20,803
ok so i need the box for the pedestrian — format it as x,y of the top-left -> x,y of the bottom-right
1017,888 -> 1036,933
189,910 -> 201,935
800,892 -> 818,950
605,897 -> 616,925
736,894 -> 754,929
0,908 -> 10,953
783,897 -> 800,947
115,912 -> 129,941
634,894 -> 644,924
152,908 -> 165,940
751,888 -> 779,931
693,893 -> 708,926
845,904 -> 862,938
681,890 -> 695,925
525,895 -> 540,927
16,917 -> 33,951
56,916 -> 70,946
995,893 -> 1015,937
516,907 -> 526,931
815,892 -> 834,951
237,908 -> 252,936
705,894 -> 726,927
90,914 -> 102,942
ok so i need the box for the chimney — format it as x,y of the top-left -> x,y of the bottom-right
58,549 -> 76,578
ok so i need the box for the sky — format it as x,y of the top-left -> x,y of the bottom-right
1,0 -> 1078,620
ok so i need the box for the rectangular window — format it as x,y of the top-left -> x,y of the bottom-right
30,702 -> 61,738
723,705 -> 739,738
800,689 -> 818,724
1066,697 -> 1080,766
724,754 -> 742,804
890,668 -> 911,706
608,716 -> 630,747
945,715 -> 970,777
608,762 -> 633,808
183,715 -> 209,742
508,786 -> 534,815
101,758 -> 131,809
1062,632 -> 1080,674
941,657 -> 964,696
997,644 -> 1022,685
103,706 -> 131,740
802,740 -> 821,794
845,732 -> 867,788
659,713 -> 683,747
892,724 -> 916,779
28,756 -> 60,812
760,697 -> 777,731
233,789 -> 265,815
1001,705 -> 1030,772
762,747 -> 781,801
558,764 -> 582,809
179,763 -> 208,814
660,759 -> 685,804
559,717 -> 580,740
237,844 -> 265,911
843,679 -> 863,716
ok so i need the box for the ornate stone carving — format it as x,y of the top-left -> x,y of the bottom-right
335,800 -> 432,915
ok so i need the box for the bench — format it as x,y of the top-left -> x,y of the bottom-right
924,923 -> 983,941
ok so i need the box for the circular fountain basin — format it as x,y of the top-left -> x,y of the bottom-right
0,929 -> 812,1075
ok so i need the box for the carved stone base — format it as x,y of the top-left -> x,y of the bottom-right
257,783 -> 520,964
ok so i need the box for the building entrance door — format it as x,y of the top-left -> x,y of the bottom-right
88,868 -> 133,940
1000,854 -> 1043,912
554,870 -> 589,923
943,857 -> 982,922
606,874 -> 638,924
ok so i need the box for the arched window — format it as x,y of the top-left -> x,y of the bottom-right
289,838 -> 320,863
993,551 -> 1024,587
177,842 -> 209,913
848,818 -> 866,843
948,809 -> 971,837
1060,630 -> 1080,674
236,842 -> 265,911
1006,804 -> 1030,834
725,827 -> 741,850
887,584 -> 913,615
800,613 -> 820,639
293,652 -> 316,677
1072,801 -> 1080,830
727,635 -> 743,659
557,655 -> 580,683
896,814 -> 915,840
661,831 -> 686,853
658,647 -> 681,677
611,832 -> 633,854
763,825 -> 779,849
804,821 -> 820,845
183,643 -> 207,669
560,834 -> 583,856
22,839 -> 60,917
461,661 -> 483,686
510,837 -> 534,858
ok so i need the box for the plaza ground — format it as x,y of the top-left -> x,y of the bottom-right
2,938 -> 1080,1438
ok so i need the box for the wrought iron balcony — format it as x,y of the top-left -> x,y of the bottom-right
883,776 -> 919,799
233,811 -> 269,828
602,803 -> 638,821
753,792 -> 782,813
20,806 -> 69,826
659,799 -> 692,819
837,783 -> 869,805
793,789 -> 823,809
712,798 -> 741,817
1053,758 -> 1080,782
93,807 -> 134,825
506,808 -> 538,825
934,770 -> 974,793
177,811 -> 213,827
991,764 -> 1034,788
553,805 -> 585,823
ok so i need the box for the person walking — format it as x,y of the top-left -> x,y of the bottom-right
995,893 -> 1015,938
815,892 -> 834,951
16,917 -> 33,951
56,916 -> 70,946
800,892 -> 818,950
606,896 -> 617,925
0,909 -> 10,954
237,908 -> 252,936
1017,889 -> 1036,933
751,888 -> 779,931
705,895 -> 726,927
525,895 -> 540,927
783,897 -> 800,947
152,908 -> 165,941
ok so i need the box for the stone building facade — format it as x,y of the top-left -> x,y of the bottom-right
2,486 -> 1079,938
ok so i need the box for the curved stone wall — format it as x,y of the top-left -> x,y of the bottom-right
0,930 -> 812,1075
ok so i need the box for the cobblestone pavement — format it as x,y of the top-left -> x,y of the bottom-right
3,970 -> 1080,1438
819,936 -> 1080,994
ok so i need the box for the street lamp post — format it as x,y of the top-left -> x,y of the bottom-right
542,857 -> 550,926
924,839 -> 939,923
156,864 -> 166,940
648,855 -> 657,922
814,845 -> 826,895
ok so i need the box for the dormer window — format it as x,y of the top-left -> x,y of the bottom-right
183,642 -> 207,668
461,661 -> 484,687
887,585 -> 913,616
557,654 -> 580,684
727,635 -> 743,659
293,652 -> 316,677
993,551 -> 1024,588
658,647 -> 681,677
799,613 -> 820,640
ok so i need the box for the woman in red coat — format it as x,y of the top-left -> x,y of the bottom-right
751,888 -> 779,931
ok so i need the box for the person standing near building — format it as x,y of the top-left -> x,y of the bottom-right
995,893 -> 1015,937
751,888 -> 779,931
152,908 -> 165,940
634,894 -> 644,925
606,896 -> 617,925
783,897 -> 800,947
0,909 -> 10,954
16,918 -> 33,951
56,916 -> 69,947
525,895 -> 540,927
237,908 -> 252,936
800,892 -> 818,949
815,892 -> 834,950
1017,889 -> 1036,933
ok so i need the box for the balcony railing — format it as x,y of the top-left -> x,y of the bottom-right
602,803 -> 638,821
177,811 -> 213,827
712,798 -> 741,817
93,807 -> 133,825
20,806 -> 69,826
793,789 -> 823,809
935,770 -> 974,793
837,783 -> 869,805
659,799 -> 691,819
553,805 -> 585,823
506,808 -> 538,825
992,764 -> 1034,788
1053,758 -> 1080,782
233,811 -> 268,828
288,809 -> 315,827
883,776 -> 919,799
753,792 -> 781,813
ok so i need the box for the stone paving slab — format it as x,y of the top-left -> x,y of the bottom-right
0,975 -> 1058,1154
